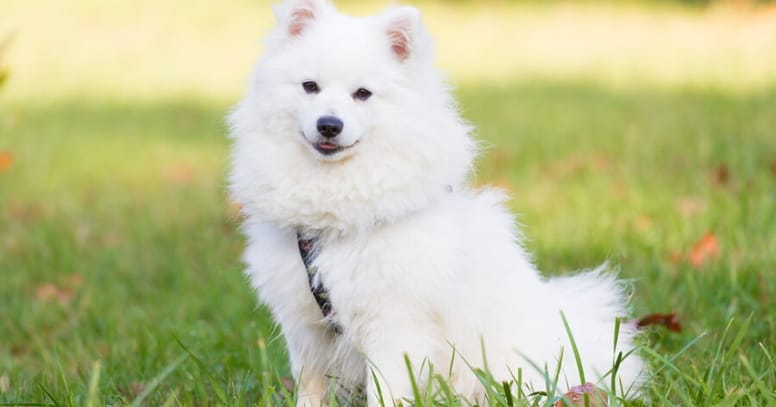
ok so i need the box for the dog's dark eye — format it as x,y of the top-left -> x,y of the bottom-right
353,88 -> 372,101
302,81 -> 320,94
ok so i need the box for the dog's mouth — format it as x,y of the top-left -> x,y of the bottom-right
300,131 -> 359,159
314,141 -> 345,156
305,136 -> 359,158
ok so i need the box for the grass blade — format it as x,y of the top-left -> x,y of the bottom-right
172,335 -> 228,404
130,353 -> 189,407
739,353 -> 776,407
560,311 -> 586,385
404,354 -> 421,405
85,361 -> 101,407
36,384 -> 60,407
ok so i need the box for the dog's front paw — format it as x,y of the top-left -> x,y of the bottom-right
296,374 -> 329,407
297,393 -> 325,407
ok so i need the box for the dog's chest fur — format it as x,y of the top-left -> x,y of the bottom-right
310,213 -> 452,336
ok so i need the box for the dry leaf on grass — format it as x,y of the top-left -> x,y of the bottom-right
488,149 -> 514,168
544,153 -> 613,180
118,382 -> 146,400
636,312 -> 682,333
544,154 -> 584,179
163,164 -> 194,183
281,376 -> 295,393
65,273 -> 83,287
35,283 -> 74,305
711,164 -> 729,186
0,150 -> 13,172
770,159 -> 776,180
591,153 -> 611,172
757,272 -> 770,308
676,197 -> 706,218
633,215 -> 653,232
666,251 -> 684,266
555,383 -> 608,407
34,274 -> 83,305
688,232 -> 720,268
6,201 -> 44,223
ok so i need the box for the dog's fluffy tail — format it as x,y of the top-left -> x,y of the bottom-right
549,263 -> 632,320
544,263 -> 646,396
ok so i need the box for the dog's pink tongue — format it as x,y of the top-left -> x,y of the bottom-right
318,142 -> 338,150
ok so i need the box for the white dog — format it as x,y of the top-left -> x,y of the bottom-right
228,0 -> 645,405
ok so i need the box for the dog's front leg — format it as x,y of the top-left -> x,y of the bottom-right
286,329 -> 332,407
359,313 -> 439,407
295,371 -> 328,407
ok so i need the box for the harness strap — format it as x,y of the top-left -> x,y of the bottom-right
297,233 -> 342,334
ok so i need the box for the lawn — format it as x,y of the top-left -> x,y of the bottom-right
1,0 -> 774,405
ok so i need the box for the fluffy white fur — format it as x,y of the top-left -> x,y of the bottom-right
228,1 -> 646,405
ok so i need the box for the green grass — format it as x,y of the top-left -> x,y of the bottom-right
1,0 -> 775,405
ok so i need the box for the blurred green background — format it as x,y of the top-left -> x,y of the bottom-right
1,0 -> 774,405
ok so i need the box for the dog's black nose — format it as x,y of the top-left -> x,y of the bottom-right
317,116 -> 343,139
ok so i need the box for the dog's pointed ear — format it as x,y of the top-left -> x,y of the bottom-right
383,6 -> 427,62
273,0 -> 332,37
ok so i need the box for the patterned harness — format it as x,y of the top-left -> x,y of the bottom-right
297,233 -> 343,334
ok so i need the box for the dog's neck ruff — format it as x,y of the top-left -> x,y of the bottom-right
297,232 -> 343,334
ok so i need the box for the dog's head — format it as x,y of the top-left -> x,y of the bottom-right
230,0 -> 476,231
255,0 -> 442,162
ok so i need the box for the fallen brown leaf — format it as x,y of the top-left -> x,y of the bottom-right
119,382 -> 146,400
544,153 -> 613,179
676,197 -> 706,218
757,272 -> 769,308
163,164 -> 194,183
97,341 -> 110,358
281,376 -> 295,393
489,149 -> 514,168
0,150 -> 13,172
6,200 -> 44,223
545,153 -> 584,179
35,283 -> 74,305
666,251 -> 684,266
34,274 -> 81,305
636,312 -> 682,333
591,153 -> 611,172
555,383 -> 608,407
688,232 -> 720,268
633,215 -> 652,232
711,164 -> 729,186
770,159 -> 776,180
65,273 -> 83,288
